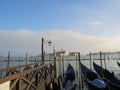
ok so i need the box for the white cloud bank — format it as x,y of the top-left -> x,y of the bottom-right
0,30 -> 120,56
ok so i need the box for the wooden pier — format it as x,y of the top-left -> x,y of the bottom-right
0,61 -> 58,90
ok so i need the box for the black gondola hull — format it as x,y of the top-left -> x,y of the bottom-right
81,63 -> 109,90
93,62 -> 120,90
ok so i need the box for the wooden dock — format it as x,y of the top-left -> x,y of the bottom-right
0,62 -> 58,90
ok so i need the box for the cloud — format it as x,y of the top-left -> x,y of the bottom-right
0,30 -> 120,56
0,30 -> 42,56
89,21 -> 103,27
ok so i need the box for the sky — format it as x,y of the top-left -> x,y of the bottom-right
0,0 -> 120,56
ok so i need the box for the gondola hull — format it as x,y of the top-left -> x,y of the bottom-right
81,63 -> 109,90
63,64 -> 76,90
117,61 -> 120,67
93,62 -> 120,90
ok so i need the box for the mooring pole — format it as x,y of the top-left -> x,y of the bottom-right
76,53 -> 78,79
0,56 -> 3,76
53,45 -> 57,77
25,52 -> 27,65
104,53 -> 107,69
35,57 -> 37,63
0,56 -> 3,69
59,55 -> 62,77
78,52 -> 83,90
89,52 -> 92,70
7,51 -> 10,68
41,37 -> 45,64
100,51 -> 103,78
19,55 -> 20,72
62,54 -> 64,79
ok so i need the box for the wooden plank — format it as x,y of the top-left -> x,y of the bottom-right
0,63 -> 36,72
10,77 -> 19,90
21,76 -> 37,89
0,74 -> 18,84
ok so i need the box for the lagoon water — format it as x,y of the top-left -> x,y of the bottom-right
57,59 -> 120,78
0,54 -> 120,79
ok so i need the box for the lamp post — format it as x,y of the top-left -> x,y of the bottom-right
41,37 -> 52,64
41,37 -> 57,77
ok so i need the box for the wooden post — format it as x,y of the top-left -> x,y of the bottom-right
76,53 -> 78,79
19,55 -> 20,72
100,51 -> 103,78
35,57 -> 37,63
62,54 -> 64,79
78,52 -> 83,90
19,78 -> 22,90
0,56 -> 3,76
1,56 -> 3,69
119,52 -> 120,60
7,51 -> 10,68
104,53 -> 107,69
31,56 -> 32,63
89,52 -> 92,70
25,52 -> 27,65
35,72 -> 38,87
58,55 -> 62,77
53,46 -> 57,78
41,37 -> 45,64
16,78 -> 22,90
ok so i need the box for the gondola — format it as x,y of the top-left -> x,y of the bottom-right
81,63 -> 109,90
117,61 -> 120,67
93,62 -> 120,90
63,64 -> 76,90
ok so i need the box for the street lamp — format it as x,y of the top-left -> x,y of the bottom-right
41,37 -> 52,64
41,37 -> 57,77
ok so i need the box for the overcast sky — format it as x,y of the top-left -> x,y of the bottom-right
0,0 -> 120,56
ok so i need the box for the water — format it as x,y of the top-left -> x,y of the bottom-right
1,55 -> 120,77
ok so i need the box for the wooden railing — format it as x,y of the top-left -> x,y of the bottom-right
0,62 -> 55,90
